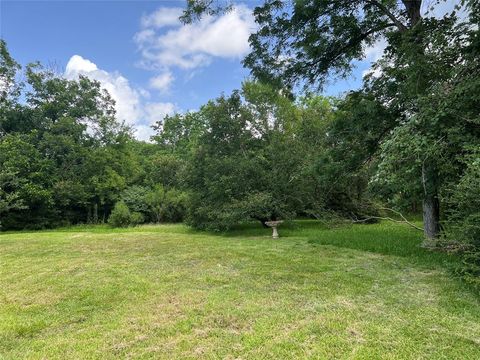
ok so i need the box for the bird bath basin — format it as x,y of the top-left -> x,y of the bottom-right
265,220 -> 284,239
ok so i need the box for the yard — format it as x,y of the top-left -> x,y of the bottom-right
1,222 -> 479,359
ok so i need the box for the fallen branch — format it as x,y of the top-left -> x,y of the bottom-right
351,207 -> 424,232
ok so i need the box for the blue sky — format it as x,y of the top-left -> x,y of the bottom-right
0,0 -> 460,140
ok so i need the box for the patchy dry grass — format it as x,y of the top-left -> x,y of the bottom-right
1,221 -> 479,359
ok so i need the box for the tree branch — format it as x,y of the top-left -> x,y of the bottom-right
365,0 -> 408,32
302,22 -> 396,73
352,207 -> 424,231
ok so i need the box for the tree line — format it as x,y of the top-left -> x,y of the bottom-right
1,0 -> 479,288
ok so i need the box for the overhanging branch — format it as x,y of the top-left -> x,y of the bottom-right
365,0 -> 408,32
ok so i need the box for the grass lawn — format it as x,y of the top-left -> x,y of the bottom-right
1,221 -> 479,359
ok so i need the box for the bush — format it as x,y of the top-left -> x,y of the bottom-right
130,211 -> 145,226
108,201 -> 132,227
146,186 -> 187,223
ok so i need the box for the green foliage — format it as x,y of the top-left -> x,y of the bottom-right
0,41 -> 189,230
145,152 -> 185,188
0,39 -> 21,106
180,1 -> 480,237
2,0 -> 480,291
130,211 -> 145,226
443,151 -> 480,290
108,201 -> 132,227
146,186 -> 187,223
152,112 -> 205,154
179,81 -> 377,231
0,41 -> 142,229
182,83 -> 307,231
121,186 -> 150,214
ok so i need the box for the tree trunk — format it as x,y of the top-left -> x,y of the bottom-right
87,205 -> 92,224
402,2 -> 440,239
93,203 -> 98,224
422,195 -> 440,239
103,204 -> 107,223
422,162 -> 440,239
401,0 -> 422,26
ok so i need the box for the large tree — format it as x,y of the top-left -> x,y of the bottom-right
182,0 -> 475,239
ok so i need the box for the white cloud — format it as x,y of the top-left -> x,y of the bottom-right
422,0 -> 465,19
362,37 -> 388,78
364,38 -> 387,63
135,124 -> 156,142
134,29 -> 156,44
145,102 -> 176,125
65,55 -> 143,125
65,55 -> 98,73
135,5 -> 256,71
65,55 -> 176,142
141,7 -> 183,29
149,71 -> 174,92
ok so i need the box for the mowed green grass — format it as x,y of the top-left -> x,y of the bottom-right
1,222 -> 479,359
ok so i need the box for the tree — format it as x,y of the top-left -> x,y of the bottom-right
0,40 -> 137,229
0,132 -> 56,228
366,9 -> 479,236
178,82 -> 334,230
182,0 -> 476,239
0,170 -> 27,229
0,40 -> 21,104
306,92 -> 397,219
183,0 -> 426,87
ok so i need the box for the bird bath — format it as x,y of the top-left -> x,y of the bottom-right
265,220 -> 283,239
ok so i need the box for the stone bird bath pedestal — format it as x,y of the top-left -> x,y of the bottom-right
265,220 -> 283,239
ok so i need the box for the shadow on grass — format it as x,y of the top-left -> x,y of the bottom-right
217,220 -> 460,269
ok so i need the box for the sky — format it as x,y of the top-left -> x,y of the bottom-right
0,0 -> 462,141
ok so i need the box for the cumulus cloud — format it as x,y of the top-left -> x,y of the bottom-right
141,7 -> 183,29
65,55 -> 176,141
145,102 -> 176,125
134,4 -> 256,81
149,71 -> 174,92
361,37 -> 388,78
135,124 -> 156,142
65,55 -> 143,125
364,38 -> 387,63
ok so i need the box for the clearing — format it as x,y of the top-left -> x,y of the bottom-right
1,222 -> 479,359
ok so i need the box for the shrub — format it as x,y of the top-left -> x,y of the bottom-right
130,211 -> 145,226
161,188 -> 188,222
108,201 -> 132,227
146,186 -> 187,223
